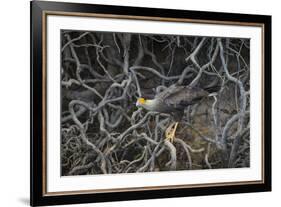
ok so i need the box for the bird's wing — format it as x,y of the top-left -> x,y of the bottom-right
157,85 -> 208,109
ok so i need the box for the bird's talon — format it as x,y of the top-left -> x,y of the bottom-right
165,122 -> 179,143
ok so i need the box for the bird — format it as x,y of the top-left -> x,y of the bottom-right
136,84 -> 218,143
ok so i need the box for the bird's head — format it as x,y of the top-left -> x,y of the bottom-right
136,97 -> 147,107
136,97 -> 157,111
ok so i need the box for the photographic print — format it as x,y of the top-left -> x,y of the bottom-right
61,31 -> 250,176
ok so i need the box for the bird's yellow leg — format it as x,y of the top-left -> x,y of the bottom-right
165,122 -> 179,143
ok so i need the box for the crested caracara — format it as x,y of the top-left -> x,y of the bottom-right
136,84 -> 218,142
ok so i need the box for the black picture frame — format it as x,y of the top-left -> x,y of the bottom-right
30,1 -> 271,206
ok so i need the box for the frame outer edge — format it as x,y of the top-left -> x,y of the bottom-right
31,1 -> 44,206
264,15 -> 272,191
